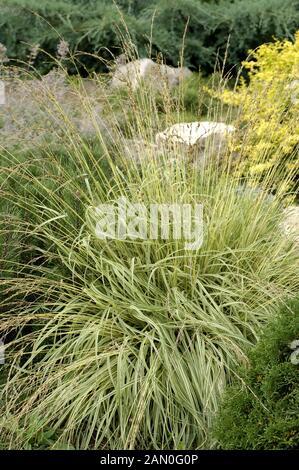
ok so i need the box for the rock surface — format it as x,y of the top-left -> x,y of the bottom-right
282,205 -> 299,244
0,72 -> 107,147
155,121 -> 236,164
111,58 -> 192,91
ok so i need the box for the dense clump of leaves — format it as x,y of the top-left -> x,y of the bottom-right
214,298 -> 299,449
0,64 -> 299,449
219,32 -> 299,196
0,0 -> 299,74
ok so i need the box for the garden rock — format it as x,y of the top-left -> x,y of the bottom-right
282,205 -> 299,245
155,121 -> 236,165
111,58 -> 192,91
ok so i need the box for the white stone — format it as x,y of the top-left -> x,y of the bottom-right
111,58 -> 192,91
156,121 -> 235,146
155,121 -> 236,166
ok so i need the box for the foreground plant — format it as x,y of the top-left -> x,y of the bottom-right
214,297 -> 299,449
0,51 -> 298,449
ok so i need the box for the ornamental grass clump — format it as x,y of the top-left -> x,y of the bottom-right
0,46 -> 298,450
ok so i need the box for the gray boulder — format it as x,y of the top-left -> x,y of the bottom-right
111,58 -> 192,91
155,121 -> 236,165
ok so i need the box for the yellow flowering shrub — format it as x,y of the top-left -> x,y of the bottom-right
221,32 -> 299,194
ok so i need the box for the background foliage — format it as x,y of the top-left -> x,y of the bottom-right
218,32 -> 299,196
1,0 -> 299,74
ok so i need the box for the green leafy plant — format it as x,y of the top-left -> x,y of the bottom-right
1,0 -> 298,74
214,298 -> 299,449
